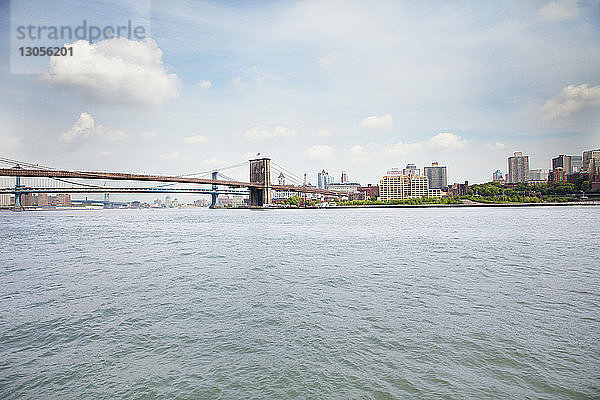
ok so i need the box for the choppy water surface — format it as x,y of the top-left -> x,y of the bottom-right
1,207 -> 599,399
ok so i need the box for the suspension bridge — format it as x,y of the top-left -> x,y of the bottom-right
0,156 -> 345,210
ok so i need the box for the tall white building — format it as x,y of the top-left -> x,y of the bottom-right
379,172 -> 438,200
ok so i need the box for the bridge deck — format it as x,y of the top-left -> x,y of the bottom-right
0,168 -> 344,196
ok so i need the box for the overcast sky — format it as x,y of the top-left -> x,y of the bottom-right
0,0 -> 599,186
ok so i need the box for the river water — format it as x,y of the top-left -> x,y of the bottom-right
1,207 -> 599,399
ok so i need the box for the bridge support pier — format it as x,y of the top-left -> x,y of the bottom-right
249,158 -> 271,207
13,172 -> 24,211
13,192 -> 23,211
210,171 -> 219,209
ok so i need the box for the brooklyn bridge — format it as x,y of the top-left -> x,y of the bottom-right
0,156 -> 345,210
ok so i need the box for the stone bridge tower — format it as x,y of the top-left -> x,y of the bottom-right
249,157 -> 271,206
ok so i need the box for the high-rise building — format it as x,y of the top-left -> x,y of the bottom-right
424,162 -> 447,189
582,149 -> 600,173
570,155 -> 583,173
165,195 -> 172,207
21,193 -> 36,207
37,193 -> 49,207
507,152 -> 529,183
402,163 -> 419,176
317,170 -> 333,189
586,151 -> 600,188
379,172 -> 432,200
341,171 -> 348,183
55,194 -> 71,207
552,155 -> 572,175
278,172 -> 285,185
492,170 -> 504,183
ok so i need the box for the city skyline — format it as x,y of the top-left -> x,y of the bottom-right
0,0 -> 598,187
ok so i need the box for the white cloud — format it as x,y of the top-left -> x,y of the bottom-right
59,112 -> 95,143
199,80 -> 212,89
160,152 -> 181,160
384,141 -> 422,154
0,136 -> 22,150
348,143 -> 379,162
304,144 -> 334,161
485,142 -> 506,150
184,135 -> 209,144
538,0 -> 578,22
540,83 -> 600,120
427,132 -> 466,151
44,38 -> 180,105
59,112 -> 127,144
140,130 -> 158,139
360,114 -> 393,130
243,126 -> 297,140
316,129 -> 331,137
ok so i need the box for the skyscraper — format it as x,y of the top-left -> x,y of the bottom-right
341,171 -> 348,183
278,172 -> 285,185
582,149 -> 600,173
492,170 -> 504,182
317,170 -> 333,189
507,152 -> 529,183
423,162 -> 447,189
552,155 -> 572,175
570,155 -> 583,173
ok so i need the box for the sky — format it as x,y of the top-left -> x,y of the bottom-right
0,0 -> 599,188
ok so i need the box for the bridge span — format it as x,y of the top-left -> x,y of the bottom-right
0,157 -> 346,209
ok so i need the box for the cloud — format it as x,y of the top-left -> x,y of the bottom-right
348,143 -> 381,162
59,112 -> 127,144
485,142 -> 506,150
184,135 -> 209,144
304,145 -> 334,161
427,132 -> 466,151
540,83 -> 600,120
199,80 -> 212,89
160,152 -> 181,160
243,126 -> 297,140
316,129 -> 331,137
59,112 -> 95,143
360,114 -> 393,130
44,38 -> 180,105
384,141 -> 422,154
140,130 -> 158,139
0,136 -> 22,150
538,0 -> 578,22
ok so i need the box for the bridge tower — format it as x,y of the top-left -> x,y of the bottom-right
13,165 -> 23,211
210,170 -> 219,209
249,157 -> 271,207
